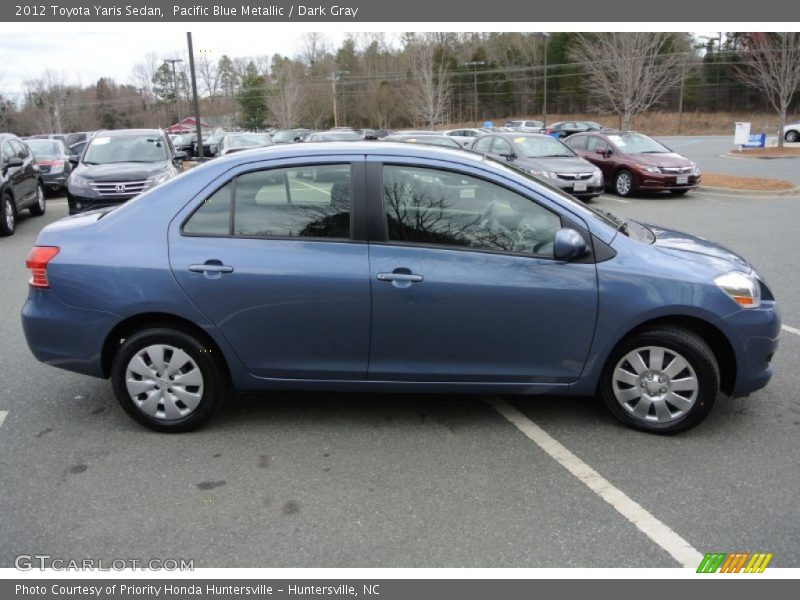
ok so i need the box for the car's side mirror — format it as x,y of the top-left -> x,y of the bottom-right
595,147 -> 606,155
173,151 -> 188,163
502,152 -> 517,161
68,155 -> 79,165
4,156 -> 24,169
553,228 -> 588,261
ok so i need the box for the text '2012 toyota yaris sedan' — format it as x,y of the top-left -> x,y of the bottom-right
21,143 -> 780,433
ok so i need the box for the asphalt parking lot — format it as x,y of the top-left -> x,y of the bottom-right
1,175 -> 799,568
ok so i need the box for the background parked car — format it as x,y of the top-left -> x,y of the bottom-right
783,121 -> 800,143
565,130 -> 701,197
305,131 -> 364,142
0,133 -> 45,236
545,121 -> 604,138
217,133 -> 274,156
470,132 -> 604,200
67,129 -> 184,214
382,134 -> 463,149
25,138 -> 74,194
505,119 -> 545,132
171,133 -> 197,158
442,128 -> 485,146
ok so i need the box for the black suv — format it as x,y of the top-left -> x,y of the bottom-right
1,133 -> 46,236
67,129 -> 185,214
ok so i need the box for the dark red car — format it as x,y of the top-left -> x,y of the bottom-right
564,131 -> 701,197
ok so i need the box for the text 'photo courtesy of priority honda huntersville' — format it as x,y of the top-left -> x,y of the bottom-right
21,143 -> 780,433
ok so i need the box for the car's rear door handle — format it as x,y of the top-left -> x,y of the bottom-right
189,262 -> 234,274
376,272 -> 423,283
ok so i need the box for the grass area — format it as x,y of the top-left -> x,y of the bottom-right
729,147 -> 800,158
702,172 -> 796,191
448,111 -> 788,136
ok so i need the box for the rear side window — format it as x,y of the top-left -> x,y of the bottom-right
183,164 -> 352,239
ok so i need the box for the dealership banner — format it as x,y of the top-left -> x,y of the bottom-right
2,0 -> 799,22
4,579 -> 799,599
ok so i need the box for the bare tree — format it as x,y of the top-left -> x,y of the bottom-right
736,32 -> 800,148
403,34 -> 453,128
266,61 -> 305,128
131,52 -> 159,98
197,52 -> 221,98
570,33 -> 687,130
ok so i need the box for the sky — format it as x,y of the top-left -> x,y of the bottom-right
0,29 -> 350,99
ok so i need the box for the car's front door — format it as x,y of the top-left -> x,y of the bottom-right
581,135 -> 616,181
367,162 -> 599,383
169,160 -> 371,380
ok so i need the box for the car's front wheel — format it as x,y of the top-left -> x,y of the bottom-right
613,170 -> 635,197
785,130 -> 799,143
600,327 -> 719,434
0,193 -> 15,236
111,327 -> 227,432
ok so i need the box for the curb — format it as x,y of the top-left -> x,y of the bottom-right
697,185 -> 800,197
719,152 -> 800,160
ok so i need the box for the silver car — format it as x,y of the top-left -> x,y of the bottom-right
470,132 -> 604,200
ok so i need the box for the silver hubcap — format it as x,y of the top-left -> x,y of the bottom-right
4,199 -> 13,230
612,346 -> 698,423
788,132 -> 798,142
37,186 -> 44,210
125,344 -> 204,420
616,173 -> 631,195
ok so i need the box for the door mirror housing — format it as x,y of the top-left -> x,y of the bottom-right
68,155 -> 79,165
595,147 -> 606,155
4,156 -> 24,169
553,228 -> 588,261
501,152 -> 517,161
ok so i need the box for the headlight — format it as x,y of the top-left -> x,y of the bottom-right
714,271 -> 761,309
68,173 -> 91,193
531,170 -> 557,179
591,169 -> 603,182
146,171 -> 172,189
638,165 -> 661,174
690,162 -> 701,175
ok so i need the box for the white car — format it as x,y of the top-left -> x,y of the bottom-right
442,128 -> 485,147
783,122 -> 800,143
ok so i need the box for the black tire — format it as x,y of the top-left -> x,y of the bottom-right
613,169 -> 635,197
0,193 -> 15,237
670,189 -> 689,196
599,327 -> 719,434
111,327 -> 228,432
785,130 -> 799,143
29,183 -> 46,216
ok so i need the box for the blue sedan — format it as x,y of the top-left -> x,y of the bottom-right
21,143 -> 780,433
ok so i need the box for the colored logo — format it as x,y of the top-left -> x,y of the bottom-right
697,552 -> 773,573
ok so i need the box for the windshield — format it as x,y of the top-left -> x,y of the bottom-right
608,133 -> 670,153
321,132 -> 362,141
226,134 -> 272,147
515,136 -> 575,158
27,140 -> 62,156
83,134 -> 167,164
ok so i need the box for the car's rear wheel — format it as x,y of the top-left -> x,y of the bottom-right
613,170 -> 634,197
785,130 -> 799,143
600,327 -> 719,434
29,183 -> 46,216
111,327 -> 227,432
0,194 -> 15,236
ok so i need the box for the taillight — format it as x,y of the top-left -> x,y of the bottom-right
25,246 -> 59,288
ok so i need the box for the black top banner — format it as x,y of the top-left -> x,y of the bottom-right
4,0 -> 799,22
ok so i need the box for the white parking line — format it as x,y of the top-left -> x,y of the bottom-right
485,396 -> 703,568
782,325 -> 800,336
0,411 -> 7,430
599,195 -> 631,204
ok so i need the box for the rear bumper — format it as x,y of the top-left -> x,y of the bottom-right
41,173 -> 68,190
724,303 -> 781,397
21,288 -> 115,378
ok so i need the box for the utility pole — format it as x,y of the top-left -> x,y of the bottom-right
464,61 -> 485,127
186,32 -> 203,159
542,34 -> 549,127
330,71 -> 349,127
164,58 -> 184,123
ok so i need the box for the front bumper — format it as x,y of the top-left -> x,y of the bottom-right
67,192 -> 134,215
723,302 -> 781,397
635,172 -> 701,192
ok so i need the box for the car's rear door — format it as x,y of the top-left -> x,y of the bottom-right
365,159 -> 599,384
169,157 -> 372,380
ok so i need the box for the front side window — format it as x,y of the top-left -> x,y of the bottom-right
472,137 -> 493,153
492,138 -> 513,155
586,136 -> 609,153
1,141 -> 14,163
565,135 -> 587,151
382,165 -> 561,258
183,164 -> 352,239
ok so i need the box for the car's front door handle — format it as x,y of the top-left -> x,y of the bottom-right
189,262 -> 234,274
376,272 -> 423,283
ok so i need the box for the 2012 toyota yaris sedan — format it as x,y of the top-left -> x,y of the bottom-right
21,143 -> 780,434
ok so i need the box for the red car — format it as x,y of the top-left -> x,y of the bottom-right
565,131 -> 701,197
